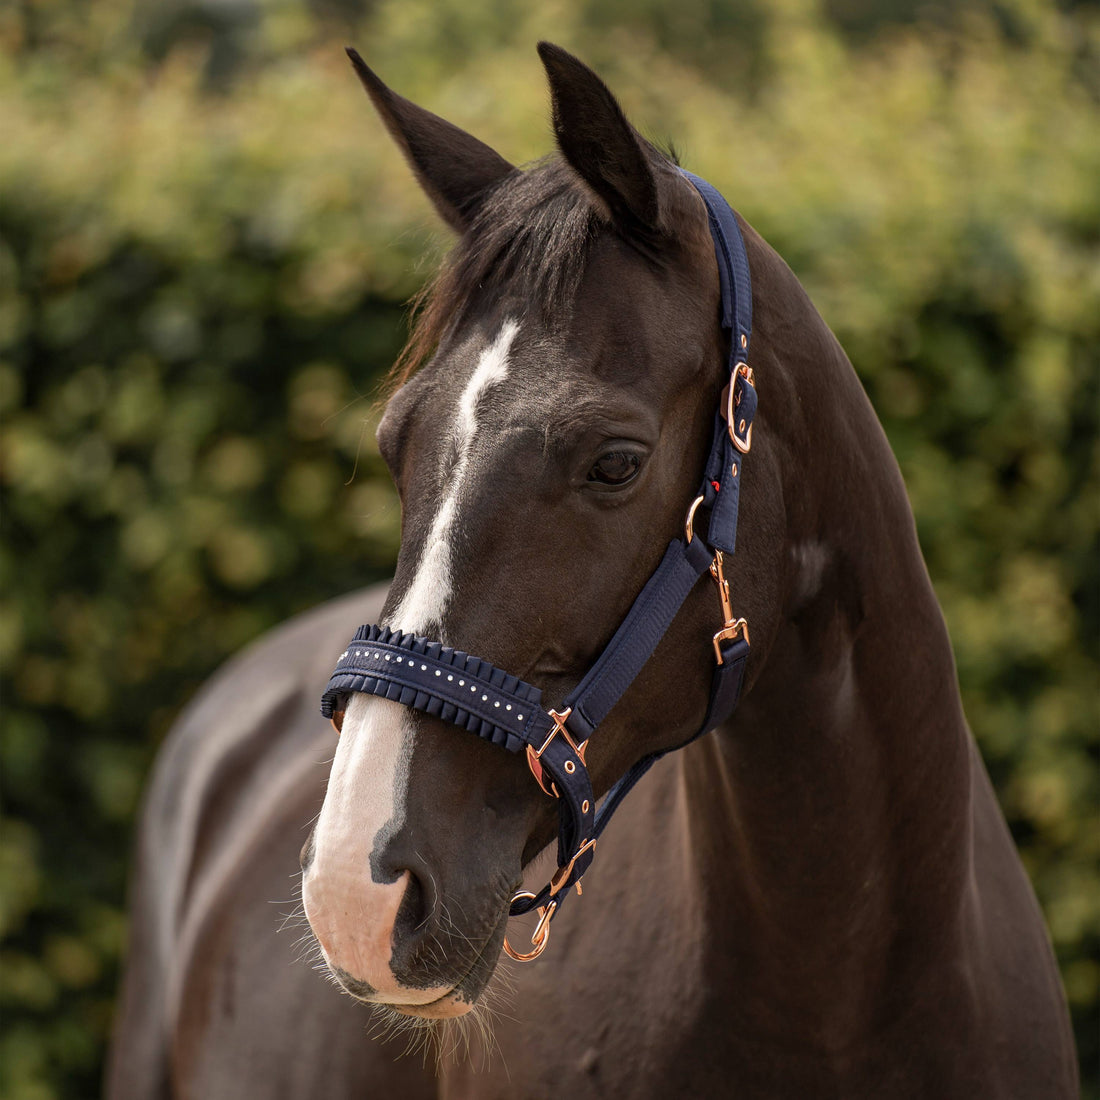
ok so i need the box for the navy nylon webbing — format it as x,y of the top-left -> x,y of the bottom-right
565,536 -> 714,739
680,170 -> 752,351
680,169 -> 754,556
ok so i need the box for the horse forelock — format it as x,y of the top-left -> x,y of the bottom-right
388,158 -> 595,392
388,151 -> 691,394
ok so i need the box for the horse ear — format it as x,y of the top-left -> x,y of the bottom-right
346,48 -> 515,233
537,42 -> 660,231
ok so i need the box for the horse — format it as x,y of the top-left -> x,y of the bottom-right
107,42 -> 1078,1099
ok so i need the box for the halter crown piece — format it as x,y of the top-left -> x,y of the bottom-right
321,172 -> 756,961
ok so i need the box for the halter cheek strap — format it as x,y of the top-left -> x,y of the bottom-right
320,171 -> 756,960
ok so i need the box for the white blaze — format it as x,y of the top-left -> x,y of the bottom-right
391,318 -> 518,634
304,321 -> 519,1000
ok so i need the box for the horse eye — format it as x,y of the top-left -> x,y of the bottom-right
588,451 -> 641,486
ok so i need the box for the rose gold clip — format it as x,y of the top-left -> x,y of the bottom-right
686,499 -> 751,663
503,893 -> 557,962
709,549 -> 750,665
503,835 -> 596,963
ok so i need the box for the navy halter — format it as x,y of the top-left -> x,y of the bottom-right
320,171 -> 757,960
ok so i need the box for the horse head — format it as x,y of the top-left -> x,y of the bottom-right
301,43 -> 784,1020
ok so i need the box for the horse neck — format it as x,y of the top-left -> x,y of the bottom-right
680,232 -> 975,1001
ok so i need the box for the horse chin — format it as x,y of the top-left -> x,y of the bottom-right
333,975 -> 479,1020
386,992 -> 476,1020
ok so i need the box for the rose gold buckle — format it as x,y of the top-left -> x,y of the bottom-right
535,708 -> 588,762
712,617 -> 749,664
549,838 -> 596,897
525,707 -> 588,797
728,363 -> 755,454
503,893 -> 558,962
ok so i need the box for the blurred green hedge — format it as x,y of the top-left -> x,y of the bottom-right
1,1 -> 1097,1096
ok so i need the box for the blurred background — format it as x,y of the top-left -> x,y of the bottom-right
1,0 -> 1097,1095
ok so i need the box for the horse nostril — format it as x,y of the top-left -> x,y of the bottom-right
372,842 -> 438,923
394,866 -> 431,936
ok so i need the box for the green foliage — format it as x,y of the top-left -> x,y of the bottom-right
1,0 -> 1097,1096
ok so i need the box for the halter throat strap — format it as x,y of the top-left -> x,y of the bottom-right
319,171 -> 756,959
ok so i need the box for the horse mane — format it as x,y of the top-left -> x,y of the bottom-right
385,156 -> 601,392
